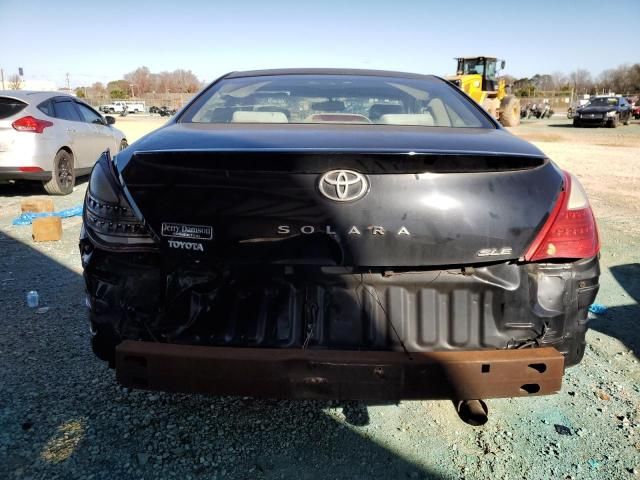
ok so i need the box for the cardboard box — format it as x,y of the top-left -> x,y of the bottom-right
32,217 -> 62,242
21,198 -> 54,213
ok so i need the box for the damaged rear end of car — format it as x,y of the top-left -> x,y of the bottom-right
80,70 -> 600,402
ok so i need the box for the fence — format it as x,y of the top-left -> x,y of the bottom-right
513,90 -> 640,111
81,92 -> 195,111
79,90 -> 640,114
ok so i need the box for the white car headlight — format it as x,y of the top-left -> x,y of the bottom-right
606,110 -> 618,117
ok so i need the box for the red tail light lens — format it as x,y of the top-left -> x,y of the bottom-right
524,172 -> 599,261
11,116 -> 54,133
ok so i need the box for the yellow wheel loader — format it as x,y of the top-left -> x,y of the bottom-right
447,56 -> 520,127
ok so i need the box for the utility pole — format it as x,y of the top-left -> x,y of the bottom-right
0,68 -> 4,90
65,72 -> 70,91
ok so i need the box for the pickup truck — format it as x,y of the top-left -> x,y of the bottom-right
99,101 -> 145,114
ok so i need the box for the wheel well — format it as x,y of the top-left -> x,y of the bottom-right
58,147 -> 75,166
58,146 -> 73,157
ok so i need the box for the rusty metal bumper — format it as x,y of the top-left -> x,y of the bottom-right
115,341 -> 565,401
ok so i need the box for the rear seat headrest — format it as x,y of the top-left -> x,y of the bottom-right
377,113 -> 435,126
368,103 -> 404,120
231,111 -> 289,123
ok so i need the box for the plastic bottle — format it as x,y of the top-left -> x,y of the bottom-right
26,291 -> 39,308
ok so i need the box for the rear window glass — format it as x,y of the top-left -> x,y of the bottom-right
0,97 -> 27,119
182,74 -> 493,128
589,97 -> 619,107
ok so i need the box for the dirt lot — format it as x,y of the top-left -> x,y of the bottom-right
0,117 -> 638,480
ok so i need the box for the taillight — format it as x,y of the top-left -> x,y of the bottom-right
11,116 -> 54,133
82,150 -> 155,250
524,172 -> 599,261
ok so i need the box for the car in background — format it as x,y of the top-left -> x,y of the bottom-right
633,103 -> 640,120
99,100 -> 145,114
81,69 -> 600,407
0,91 -> 127,194
567,97 -> 590,119
573,95 -> 632,128
158,106 -> 177,117
150,105 -> 177,116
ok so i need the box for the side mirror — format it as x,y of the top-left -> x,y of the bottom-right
105,115 -> 116,125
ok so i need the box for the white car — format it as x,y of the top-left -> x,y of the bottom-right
0,91 -> 127,195
100,101 -> 145,114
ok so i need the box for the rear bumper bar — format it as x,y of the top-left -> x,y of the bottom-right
116,341 -> 565,400
0,167 -> 51,181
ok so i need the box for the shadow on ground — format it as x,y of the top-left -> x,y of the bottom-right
0,229 -> 445,480
590,263 -> 640,358
0,177 -> 89,198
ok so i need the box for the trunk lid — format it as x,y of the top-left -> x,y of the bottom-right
118,124 -> 562,267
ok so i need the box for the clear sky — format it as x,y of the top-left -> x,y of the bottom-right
1,0 -> 638,88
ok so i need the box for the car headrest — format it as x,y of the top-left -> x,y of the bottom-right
377,113 -> 435,126
231,111 -> 289,123
368,104 -> 404,120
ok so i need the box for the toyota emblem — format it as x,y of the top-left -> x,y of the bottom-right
318,170 -> 370,202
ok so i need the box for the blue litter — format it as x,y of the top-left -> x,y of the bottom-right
588,303 -> 608,315
587,459 -> 601,470
12,205 -> 83,226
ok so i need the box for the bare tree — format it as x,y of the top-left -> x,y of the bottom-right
8,73 -> 23,90
594,64 -> 640,94
568,69 -> 593,94
121,67 -> 201,94
550,71 -> 567,90
172,69 -> 200,93
81,82 -> 108,100
596,69 -> 615,93
124,66 -> 152,94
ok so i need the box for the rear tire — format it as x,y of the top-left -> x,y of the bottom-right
573,119 -> 581,127
499,96 -> 520,127
609,116 -> 618,128
43,149 -> 75,195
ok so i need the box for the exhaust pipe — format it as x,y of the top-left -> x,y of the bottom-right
456,399 -> 488,426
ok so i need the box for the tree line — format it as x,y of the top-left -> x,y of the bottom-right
511,63 -> 640,97
76,67 -> 202,99
5,63 -> 639,99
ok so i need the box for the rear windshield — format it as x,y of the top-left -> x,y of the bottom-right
0,97 -> 27,119
589,97 -> 619,107
182,74 -> 493,128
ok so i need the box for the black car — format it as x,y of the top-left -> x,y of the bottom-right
80,69 -> 600,407
573,95 -> 632,127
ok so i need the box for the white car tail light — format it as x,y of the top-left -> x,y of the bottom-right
11,116 -> 53,133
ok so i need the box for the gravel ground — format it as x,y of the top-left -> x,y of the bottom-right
0,117 -> 638,480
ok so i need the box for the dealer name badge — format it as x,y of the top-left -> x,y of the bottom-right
161,223 -> 213,241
